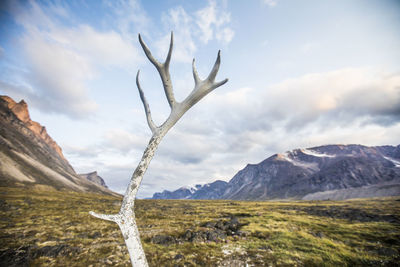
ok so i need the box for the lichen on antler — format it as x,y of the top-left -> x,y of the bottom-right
89,31 -> 228,266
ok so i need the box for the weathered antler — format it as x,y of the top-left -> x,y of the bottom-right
90,32 -> 228,266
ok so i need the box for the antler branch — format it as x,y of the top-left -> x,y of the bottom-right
136,70 -> 157,133
180,50 -> 228,110
138,32 -> 176,109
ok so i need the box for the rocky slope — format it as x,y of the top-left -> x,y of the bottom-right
152,144 -> 400,200
0,95 -> 117,196
78,171 -> 108,188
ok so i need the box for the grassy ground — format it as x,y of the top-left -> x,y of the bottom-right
0,186 -> 399,266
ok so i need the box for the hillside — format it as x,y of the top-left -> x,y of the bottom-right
153,144 -> 400,200
0,95 -> 117,196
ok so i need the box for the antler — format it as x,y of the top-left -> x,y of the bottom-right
90,31 -> 228,267
136,32 -> 228,134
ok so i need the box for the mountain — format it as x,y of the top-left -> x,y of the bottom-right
0,95 -> 117,196
79,171 -> 108,188
153,180 -> 228,200
152,144 -> 400,200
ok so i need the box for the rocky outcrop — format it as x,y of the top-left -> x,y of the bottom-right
152,144 -> 400,200
0,95 -> 117,196
79,171 -> 108,188
1,96 -> 66,161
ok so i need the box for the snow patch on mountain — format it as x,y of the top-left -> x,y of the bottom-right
301,148 -> 336,158
384,156 -> 400,167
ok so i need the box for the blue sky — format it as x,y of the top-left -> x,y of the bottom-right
1,0 -> 400,197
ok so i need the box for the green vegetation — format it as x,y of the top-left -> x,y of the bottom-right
0,187 -> 399,266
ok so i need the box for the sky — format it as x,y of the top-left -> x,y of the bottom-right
0,0 -> 400,198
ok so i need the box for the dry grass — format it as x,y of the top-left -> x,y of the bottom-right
0,186 -> 399,266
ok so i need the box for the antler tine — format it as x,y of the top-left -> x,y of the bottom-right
165,32 -> 173,67
136,70 -> 157,133
206,50 -> 221,82
138,34 -> 161,68
192,58 -> 201,85
211,78 -> 229,90
138,33 -> 176,109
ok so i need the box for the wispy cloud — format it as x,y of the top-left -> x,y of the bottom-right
157,0 -> 234,62
195,0 -> 234,44
158,6 -> 197,62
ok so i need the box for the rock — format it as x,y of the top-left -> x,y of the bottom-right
32,244 -> 81,258
78,171 -> 108,188
174,254 -> 184,260
0,246 -> 33,267
151,235 -> 176,246
89,231 -> 102,239
311,231 -> 324,238
376,247 -> 398,257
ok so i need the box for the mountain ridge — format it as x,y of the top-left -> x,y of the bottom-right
0,95 -> 117,196
152,144 -> 400,200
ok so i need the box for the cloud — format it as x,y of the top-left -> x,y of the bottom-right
195,0 -> 234,44
103,129 -> 148,154
158,7 -> 197,62
52,25 -> 141,69
2,0 -> 141,118
157,0 -> 234,62
134,68 -> 399,197
130,67 -> 400,197
104,0 -> 150,39
20,34 -> 98,117
208,68 -> 400,133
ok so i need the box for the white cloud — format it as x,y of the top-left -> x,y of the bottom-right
209,68 -> 400,132
103,129 -> 148,154
195,0 -> 233,44
216,27 -> 235,44
157,0 -> 234,62
52,25 -> 141,69
158,7 -> 197,62
21,35 -> 97,117
3,0 -> 142,118
104,0 -> 150,40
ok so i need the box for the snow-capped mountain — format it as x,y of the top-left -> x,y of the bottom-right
152,144 -> 400,200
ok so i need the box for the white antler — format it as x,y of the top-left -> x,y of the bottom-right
89,32 -> 228,266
